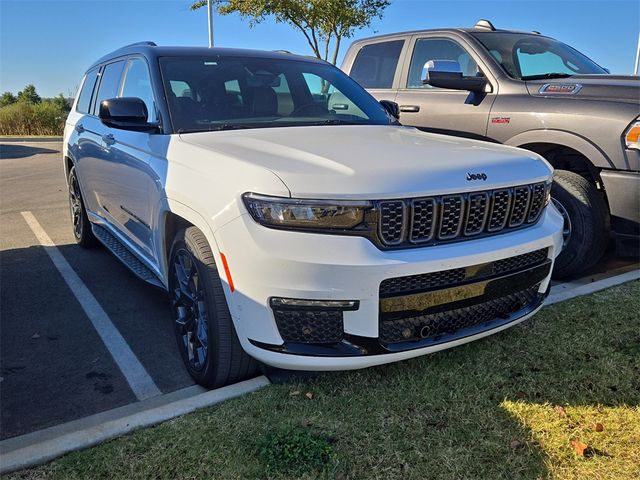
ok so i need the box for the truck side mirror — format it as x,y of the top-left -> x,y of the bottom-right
422,60 -> 488,93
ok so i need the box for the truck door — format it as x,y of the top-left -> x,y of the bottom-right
394,35 -> 497,140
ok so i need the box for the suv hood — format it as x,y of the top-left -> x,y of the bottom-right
180,125 -> 552,199
526,75 -> 640,104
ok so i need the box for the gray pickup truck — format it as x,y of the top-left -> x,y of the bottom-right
341,20 -> 639,278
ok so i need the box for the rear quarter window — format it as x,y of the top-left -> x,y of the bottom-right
350,40 -> 404,89
76,68 -> 99,114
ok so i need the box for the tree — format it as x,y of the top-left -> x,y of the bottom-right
17,84 -> 41,104
0,91 -> 16,107
190,0 -> 390,65
51,93 -> 70,112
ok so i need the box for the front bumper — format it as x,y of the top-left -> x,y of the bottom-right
214,204 -> 564,370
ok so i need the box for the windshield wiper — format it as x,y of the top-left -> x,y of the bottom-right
521,73 -> 574,81
178,124 -> 257,134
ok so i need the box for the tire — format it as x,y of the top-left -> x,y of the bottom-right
68,166 -> 98,248
169,226 -> 258,388
551,169 -> 610,279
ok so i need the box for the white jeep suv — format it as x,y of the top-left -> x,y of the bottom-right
64,42 -> 564,387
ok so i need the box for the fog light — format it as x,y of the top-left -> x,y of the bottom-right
269,298 -> 359,310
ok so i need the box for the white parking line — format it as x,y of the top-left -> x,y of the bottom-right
20,211 -> 161,401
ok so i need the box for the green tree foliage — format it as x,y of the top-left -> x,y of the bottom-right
0,85 -> 69,135
51,93 -> 70,113
17,84 -> 42,104
190,0 -> 390,64
0,91 -> 17,107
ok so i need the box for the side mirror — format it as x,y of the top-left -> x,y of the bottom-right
379,100 -> 400,120
422,60 -> 488,93
99,97 -> 158,132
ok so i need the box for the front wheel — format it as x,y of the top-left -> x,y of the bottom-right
550,170 -> 610,279
169,226 -> 258,388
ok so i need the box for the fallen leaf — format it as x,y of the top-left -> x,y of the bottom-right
289,390 -> 301,396
571,440 -> 588,457
510,440 -> 522,449
305,392 -> 314,399
31,333 -> 40,339
595,423 -> 604,432
555,405 -> 568,418
515,391 -> 528,399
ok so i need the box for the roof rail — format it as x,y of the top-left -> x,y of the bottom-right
119,41 -> 157,49
474,19 -> 496,31
272,49 -> 292,54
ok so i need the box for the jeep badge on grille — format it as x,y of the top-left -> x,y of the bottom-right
466,173 -> 487,181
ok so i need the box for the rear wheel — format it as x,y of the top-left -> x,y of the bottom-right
169,226 -> 258,388
68,166 -> 97,248
551,169 -> 610,279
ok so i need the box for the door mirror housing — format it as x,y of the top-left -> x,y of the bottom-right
422,60 -> 488,93
99,97 -> 159,132
379,100 -> 400,120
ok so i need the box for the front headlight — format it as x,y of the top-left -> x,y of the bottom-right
624,119 -> 640,150
242,193 -> 371,230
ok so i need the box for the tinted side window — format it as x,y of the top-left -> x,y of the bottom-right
407,38 -> 479,89
350,40 -> 404,89
92,60 -> 125,115
76,69 -> 99,114
121,58 -> 157,122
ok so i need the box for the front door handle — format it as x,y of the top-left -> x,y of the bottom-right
399,105 -> 420,113
75,123 -> 85,133
102,134 -> 115,146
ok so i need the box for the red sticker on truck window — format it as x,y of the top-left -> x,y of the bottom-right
491,117 -> 510,124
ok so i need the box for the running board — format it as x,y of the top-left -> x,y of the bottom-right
92,224 -> 164,289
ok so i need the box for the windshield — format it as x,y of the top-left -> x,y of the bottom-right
159,56 -> 393,133
470,32 -> 607,80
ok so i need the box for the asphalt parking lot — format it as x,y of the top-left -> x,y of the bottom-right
0,141 -> 195,441
0,140 -> 638,444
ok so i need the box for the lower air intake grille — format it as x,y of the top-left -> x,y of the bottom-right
379,285 -> 540,344
273,309 -> 343,344
379,248 -> 548,297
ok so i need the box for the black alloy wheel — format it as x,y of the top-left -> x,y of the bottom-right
169,227 -> 258,388
171,248 -> 209,372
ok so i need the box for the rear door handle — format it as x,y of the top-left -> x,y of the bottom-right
399,105 -> 420,113
75,123 -> 85,133
102,134 -> 115,146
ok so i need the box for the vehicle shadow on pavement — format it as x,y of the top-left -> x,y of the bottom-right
0,144 -> 59,160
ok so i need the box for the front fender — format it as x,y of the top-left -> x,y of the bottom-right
505,129 -> 613,169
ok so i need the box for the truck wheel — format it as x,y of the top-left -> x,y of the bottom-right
68,166 -> 97,248
169,226 -> 258,388
551,170 -> 609,279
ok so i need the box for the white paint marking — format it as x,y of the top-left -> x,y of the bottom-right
20,211 -> 161,401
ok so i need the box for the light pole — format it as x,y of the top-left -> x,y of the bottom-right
207,0 -> 214,48
634,32 -> 639,75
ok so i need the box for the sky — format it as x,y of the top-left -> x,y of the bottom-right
1,0 -> 638,97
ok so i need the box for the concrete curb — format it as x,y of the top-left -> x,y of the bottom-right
547,268 -> 639,305
0,376 -> 270,475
